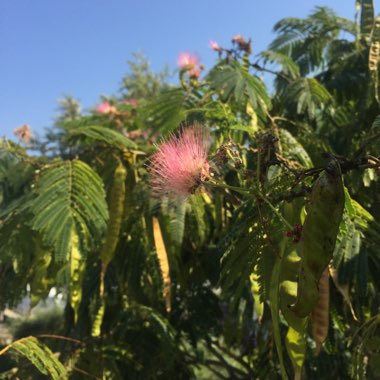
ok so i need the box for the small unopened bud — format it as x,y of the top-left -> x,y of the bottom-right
232,34 -> 245,44
209,40 -> 222,52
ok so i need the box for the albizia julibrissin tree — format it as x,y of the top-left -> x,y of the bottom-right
1,2 -> 380,379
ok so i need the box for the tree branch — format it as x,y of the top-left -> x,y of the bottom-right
250,63 -> 292,83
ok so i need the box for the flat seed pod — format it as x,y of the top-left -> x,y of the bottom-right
311,267 -> 330,355
290,158 -> 344,317
279,200 -> 308,378
100,162 -> 127,266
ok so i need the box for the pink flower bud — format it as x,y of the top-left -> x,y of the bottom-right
209,40 -> 221,52
232,34 -> 245,44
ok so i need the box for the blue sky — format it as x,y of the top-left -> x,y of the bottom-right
0,1 -> 362,139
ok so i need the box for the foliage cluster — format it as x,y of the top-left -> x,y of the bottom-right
1,2 -> 380,379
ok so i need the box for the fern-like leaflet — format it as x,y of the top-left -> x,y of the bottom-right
29,160 -> 109,261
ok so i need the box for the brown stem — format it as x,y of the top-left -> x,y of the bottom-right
250,62 -> 292,83
352,131 -> 380,160
70,366 -> 102,379
36,334 -> 83,345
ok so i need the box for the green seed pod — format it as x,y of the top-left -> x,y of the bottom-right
100,162 -> 127,266
93,162 -> 126,333
290,158 -> 344,317
279,200 -> 308,378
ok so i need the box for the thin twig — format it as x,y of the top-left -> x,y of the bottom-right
250,63 -> 292,83
352,131 -> 380,160
274,186 -> 312,202
70,366 -> 102,380
36,334 -> 83,345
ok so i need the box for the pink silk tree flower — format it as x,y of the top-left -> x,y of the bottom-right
124,98 -> 138,107
188,66 -> 201,79
96,102 -> 116,114
149,125 -> 210,198
177,52 -> 199,68
177,52 -> 202,78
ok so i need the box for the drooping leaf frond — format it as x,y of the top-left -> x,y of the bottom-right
29,160 -> 108,261
208,61 -> 271,119
67,125 -> 137,150
279,128 -> 313,168
260,50 -> 300,79
333,191 -> 380,305
271,7 -> 355,75
0,336 -> 67,380
219,199 -> 267,305
141,88 -> 187,133
283,77 -> 333,119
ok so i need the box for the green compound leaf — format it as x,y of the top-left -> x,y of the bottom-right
284,77 -> 333,120
29,160 -> 109,261
359,0 -> 375,39
68,124 -> 137,150
208,61 -> 271,119
0,336 -> 67,380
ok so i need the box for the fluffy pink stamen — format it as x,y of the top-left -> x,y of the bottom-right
150,125 -> 210,198
177,52 -> 199,68
177,52 -> 202,78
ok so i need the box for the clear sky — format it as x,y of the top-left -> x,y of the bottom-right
0,1 -> 365,139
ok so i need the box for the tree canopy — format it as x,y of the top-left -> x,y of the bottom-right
1,3 -> 380,379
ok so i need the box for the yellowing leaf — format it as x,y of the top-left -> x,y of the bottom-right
0,336 -> 67,380
250,268 -> 264,322
69,228 -> 85,323
152,217 -> 171,312
286,326 -> 306,380
246,103 -> 259,134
